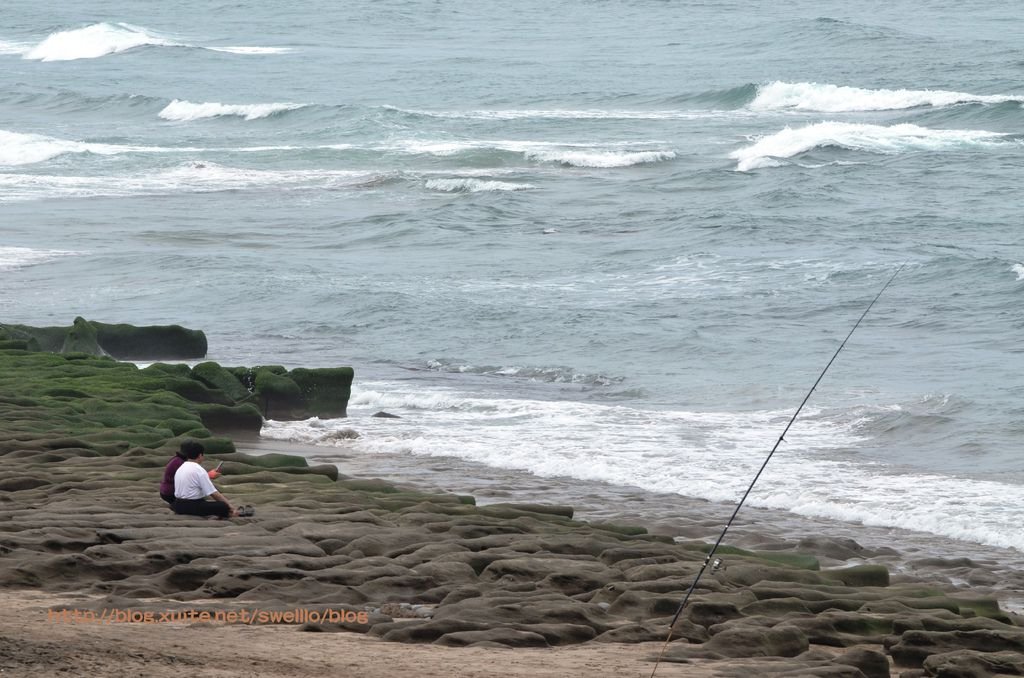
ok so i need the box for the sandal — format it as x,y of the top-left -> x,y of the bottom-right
237,505 -> 255,517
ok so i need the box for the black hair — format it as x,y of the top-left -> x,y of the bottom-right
180,440 -> 205,460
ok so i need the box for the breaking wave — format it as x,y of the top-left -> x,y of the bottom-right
750,81 -> 1024,112
731,121 -> 1011,171
158,100 -> 307,121
424,178 -> 535,192
23,23 -> 179,61
15,23 -> 290,61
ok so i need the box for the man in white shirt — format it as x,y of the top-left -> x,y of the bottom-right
172,443 -> 238,518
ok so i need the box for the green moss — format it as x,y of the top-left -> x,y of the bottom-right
587,522 -> 648,536
142,363 -> 194,379
196,403 -> 263,436
191,362 -> 251,402
90,321 -> 207,360
61,316 -> 106,356
253,369 -> 303,418
215,452 -> 308,468
289,367 -> 354,418
823,564 -> 890,587
954,597 -> 1012,622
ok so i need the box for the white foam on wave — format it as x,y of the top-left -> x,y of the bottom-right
0,39 -> 31,56
24,22 -> 179,61
0,129 -> 318,166
16,23 -> 291,61
731,121 -> 1009,171
425,178 -> 534,193
0,129 -> 179,166
526,148 -> 675,168
0,246 -> 78,272
262,381 -> 1024,551
390,139 -> 676,168
387,106 -> 750,121
206,46 -> 293,55
751,81 -> 1023,112
159,99 -> 307,121
1013,264 -> 1024,281
0,162 -> 377,202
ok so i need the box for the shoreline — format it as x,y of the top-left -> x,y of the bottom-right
2,346 -> 1023,677
243,437 -> 1024,616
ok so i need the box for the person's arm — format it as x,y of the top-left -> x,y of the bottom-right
210,491 -> 233,513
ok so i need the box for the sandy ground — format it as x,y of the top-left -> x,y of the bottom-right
0,590 -> 715,678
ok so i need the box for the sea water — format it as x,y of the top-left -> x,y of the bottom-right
2,2 -> 1022,557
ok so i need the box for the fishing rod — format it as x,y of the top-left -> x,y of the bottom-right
649,262 -> 906,678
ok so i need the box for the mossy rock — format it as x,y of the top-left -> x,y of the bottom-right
90,321 -> 207,360
191,362 -> 251,403
159,378 -> 233,405
253,369 -> 304,418
685,543 -> 820,571
142,363 -> 194,379
230,365 -> 288,391
482,503 -> 575,520
336,479 -> 401,494
0,339 -> 35,351
187,436 -> 235,456
196,403 -> 263,436
1,323 -> 67,352
61,317 -> 107,356
587,522 -> 648,536
4,319 -> 206,360
289,367 -> 354,418
214,452 -> 308,469
41,388 -> 92,399
954,597 -> 1012,622
155,418 -> 208,437
823,564 -> 889,587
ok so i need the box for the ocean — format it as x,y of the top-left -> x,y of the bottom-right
2,2 -> 1022,564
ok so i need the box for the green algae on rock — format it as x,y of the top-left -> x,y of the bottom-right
2,318 -> 207,360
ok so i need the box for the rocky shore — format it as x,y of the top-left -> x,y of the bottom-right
1,336 -> 1022,677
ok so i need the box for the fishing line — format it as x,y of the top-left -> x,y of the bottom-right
649,262 -> 906,678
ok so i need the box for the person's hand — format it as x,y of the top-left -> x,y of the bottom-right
207,469 -> 221,480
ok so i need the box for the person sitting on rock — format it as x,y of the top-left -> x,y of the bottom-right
159,439 -> 220,506
172,442 -> 247,518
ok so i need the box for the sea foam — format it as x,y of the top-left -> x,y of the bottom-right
0,163 -> 380,202
731,121 -> 1008,171
23,22 -> 179,61
387,106 -> 745,121
159,99 -> 307,121
205,46 -> 294,55
0,129 -> 190,166
261,381 -> 1024,551
0,39 -> 31,56
750,81 -> 1023,112
424,178 -> 534,192
525,149 -> 676,168
18,23 -> 291,61
391,139 -> 676,168
0,246 -> 77,271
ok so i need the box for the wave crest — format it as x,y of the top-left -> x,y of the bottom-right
730,121 -> 1009,171
751,81 -> 1023,113
159,99 -> 306,121
424,178 -> 534,192
526,149 -> 676,168
24,22 -> 178,62
0,246 -> 78,271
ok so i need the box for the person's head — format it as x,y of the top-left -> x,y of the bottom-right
181,440 -> 205,461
